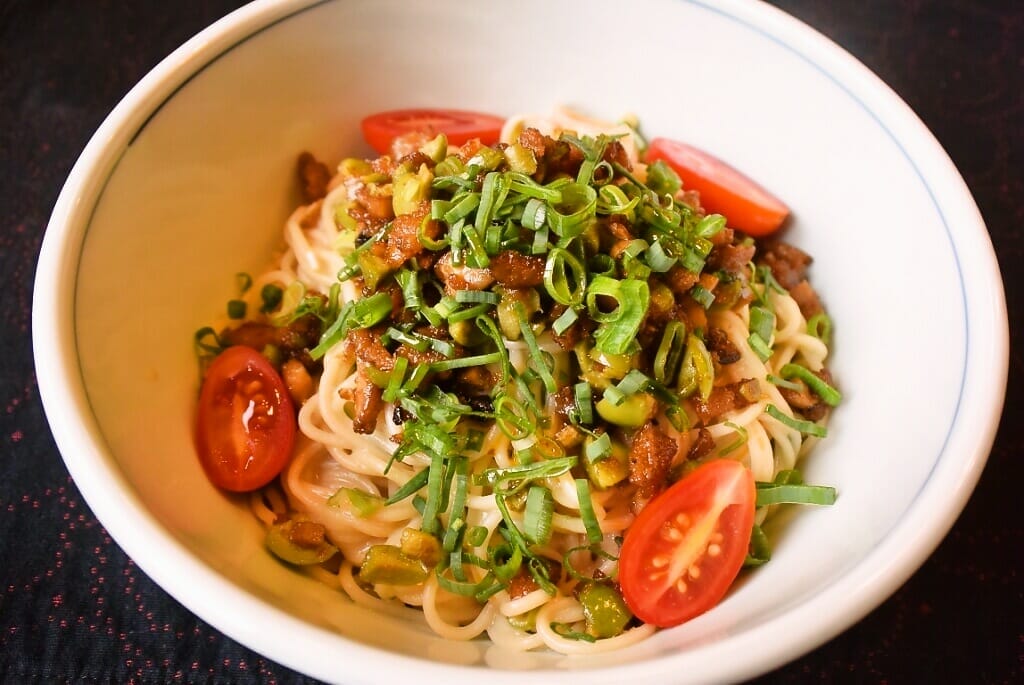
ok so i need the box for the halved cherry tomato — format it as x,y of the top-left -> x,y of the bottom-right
645,138 -> 790,236
619,459 -> 755,627
361,108 -> 505,155
195,346 -> 296,492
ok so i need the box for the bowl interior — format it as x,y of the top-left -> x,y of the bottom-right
58,0 -> 996,681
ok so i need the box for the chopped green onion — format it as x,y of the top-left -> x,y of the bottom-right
442,458 -> 469,552
443,193 -> 480,224
780,363 -> 841,406
807,312 -> 832,344
260,284 -> 283,313
543,247 -> 587,307
755,481 -> 837,506
455,290 -> 499,305
235,272 -> 253,294
515,302 -> 556,394
429,351 -> 503,372
575,479 -> 603,544
718,421 -> 748,456
385,467 -> 429,503
587,277 -> 650,356
552,306 -> 579,336
689,284 -> 715,310
653,320 -> 686,386
382,355 -> 409,403
743,524 -> 772,567
446,302 -> 491,324
523,486 -> 554,545
765,404 -> 827,438
645,239 -> 677,272
551,623 -> 597,643
573,382 -> 593,425
420,452 -> 447,535
584,432 -> 611,464
747,333 -> 772,361
226,299 -> 246,319
766,374 -> 802,391
749,306 -> 775,343
462,224 -> 490,268
479,457 -> 578,495
523,198 -> 547,231
466,525 -> 488,547
695,213 -> 727,238
546,182 -> 597,239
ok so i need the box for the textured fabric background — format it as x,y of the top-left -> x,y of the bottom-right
1,1 -> 1020,683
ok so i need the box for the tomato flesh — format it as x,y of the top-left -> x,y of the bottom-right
361,108 -> 505,155
645,138 -> 789,236
195,346 -> 296,492
619,459 -> 755,627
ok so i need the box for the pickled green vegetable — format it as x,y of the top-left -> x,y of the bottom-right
579,582 -> 632,638
359,544 -> 429,585
393,163 -> 434,216
583,436 -> 629,489
265,519 -> 338,566
595,392 -> 655,428
400,528 -> 442,567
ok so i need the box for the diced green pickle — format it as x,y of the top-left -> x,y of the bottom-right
418,134 -> 448,164
356,252 -> 394,291
507,606 -> 540,633
392,163 -> 434,216
265,519 -> 338,566
583,436 -> 629,489
579,582 -> 632,639
399,529 -> 442,567
595,392 -> 656,428
359,544 -> 429,585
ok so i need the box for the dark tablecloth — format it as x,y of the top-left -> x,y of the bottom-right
1,1 -> 1020,682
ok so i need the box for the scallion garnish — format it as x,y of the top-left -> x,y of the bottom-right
523,486 -> 554,545
780,363 -> 842,406
765,404 -> 828,438
575,479 -> 603,544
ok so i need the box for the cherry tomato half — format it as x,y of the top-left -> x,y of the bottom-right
619,459 -> 755,628
195,346 -> 296,492
361,108 -> 505,155
645,138 -> 790,236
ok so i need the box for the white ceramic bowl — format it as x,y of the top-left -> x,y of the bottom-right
33,0 -> 1008,683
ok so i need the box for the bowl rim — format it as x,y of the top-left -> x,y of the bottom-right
32,0 -> 1009,683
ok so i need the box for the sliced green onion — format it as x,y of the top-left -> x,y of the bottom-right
766,374 -> 802,391
260,284 -> 284,313
551,623 -> 597,643
443,193 -> 480,224
695,213 -> 727,238
226,299 -> 247,319
743,524 -> 772,567
466,525 -> 488,547
575,479 -> 603,544
718,421 -> 748,456
523,198 -> 547,231
385,467 -> 429,504
574,382 -> 593,425
235,272 -> 253,293
544,247 -> 587,307
442,458 -> 469,552
515,302 -> 556,394
447,302 -> 491,324
755,481 -> 837,506
584,432 -> 611,464
749,306 -> 775,343
765,404 -> 827,438
653,320 -> 686,386
455,290 -> 499,305
420,452 -> 447,535
588,278 -> 650,356
747,333 -> 772,362
645,239 -> 677,272
807,313 -> 832,344
552,306 -> 579,336
479,456 -> 578,495
382,355 -> 409,403
523,486 -> 554,545
780,363 -> 841,406
689,284 -> 715,310
677,333 -> 714,401
547,182 -> 597,239
429,352 -> 503,373
462,224 -> 490,268
531,225 -> 550,255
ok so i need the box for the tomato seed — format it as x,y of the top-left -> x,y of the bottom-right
707,544 -> 721,557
